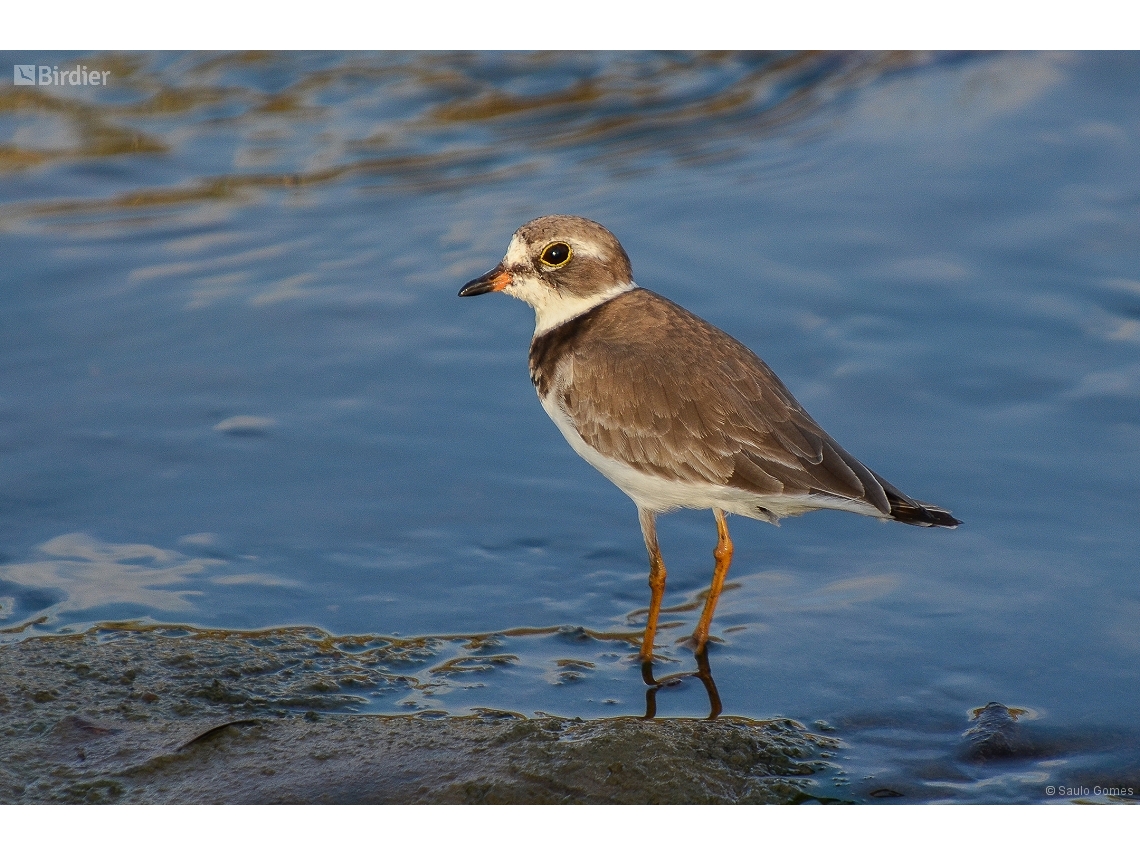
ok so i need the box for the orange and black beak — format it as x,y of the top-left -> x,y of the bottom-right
459,263 -> 512,297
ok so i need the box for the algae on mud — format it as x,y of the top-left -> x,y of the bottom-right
0,623 -> 840,804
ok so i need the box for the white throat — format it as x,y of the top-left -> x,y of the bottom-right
507,278 -> 637,336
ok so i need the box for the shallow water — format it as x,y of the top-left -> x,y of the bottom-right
2,51 -> 1138,803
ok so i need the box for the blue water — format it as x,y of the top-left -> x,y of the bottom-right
2,51 -> 1138,802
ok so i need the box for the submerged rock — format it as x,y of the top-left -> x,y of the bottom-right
0,624 -> 839,804
962,701 -> 1031,761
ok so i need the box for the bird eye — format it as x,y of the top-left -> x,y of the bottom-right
539,242 -> 572,268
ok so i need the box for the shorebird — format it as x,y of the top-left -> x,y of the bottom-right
459,215 -> 960,661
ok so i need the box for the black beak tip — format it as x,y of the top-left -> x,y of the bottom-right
458,265 -> 505,298
458,280 -> 491,297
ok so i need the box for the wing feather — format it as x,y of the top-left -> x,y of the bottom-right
539,289 -> 891,510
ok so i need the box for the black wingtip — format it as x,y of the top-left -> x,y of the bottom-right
873,471 -> 961,528
890,501 -> 962,528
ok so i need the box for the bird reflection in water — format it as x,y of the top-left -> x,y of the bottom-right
641,647 -> 723,721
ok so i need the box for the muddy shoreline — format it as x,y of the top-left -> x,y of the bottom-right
1,625 -> 839,804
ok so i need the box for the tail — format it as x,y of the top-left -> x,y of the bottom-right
876,472 -> 962,528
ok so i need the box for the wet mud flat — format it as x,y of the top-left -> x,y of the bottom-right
0,624 -> 838,804
6,623 -> 1137,804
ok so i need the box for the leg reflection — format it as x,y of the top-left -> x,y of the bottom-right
641,647 -> 722,721
693,646 -> 723,720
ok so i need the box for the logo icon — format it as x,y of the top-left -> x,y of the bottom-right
14,65 -> 36,85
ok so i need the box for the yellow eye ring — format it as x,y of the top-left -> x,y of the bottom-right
539,241 -> 572,268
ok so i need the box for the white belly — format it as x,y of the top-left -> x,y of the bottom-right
537,392 -> 883,522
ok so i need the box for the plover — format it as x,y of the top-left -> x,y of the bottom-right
460,215 -> 959,661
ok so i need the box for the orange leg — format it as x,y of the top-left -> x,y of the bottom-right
692,508 -> 733,653
637,508 -> 667,661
